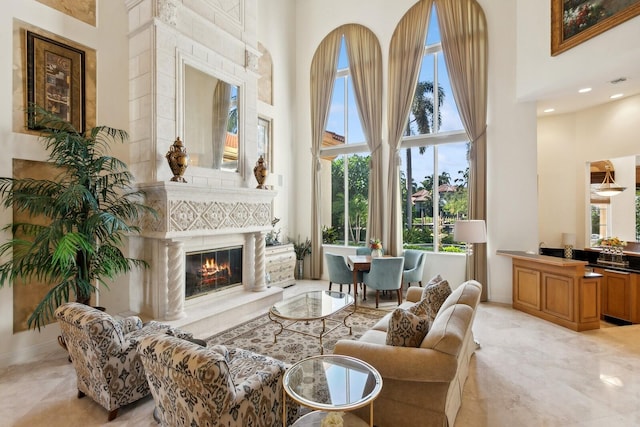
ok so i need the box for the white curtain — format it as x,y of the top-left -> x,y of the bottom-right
436,0 -> 488,296
385,0 -> 432,256
343,25 -> 384,245
309,30 -> 342,279
211,82 -> 231,169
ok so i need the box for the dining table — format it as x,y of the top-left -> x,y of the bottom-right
347,255 -> 373,301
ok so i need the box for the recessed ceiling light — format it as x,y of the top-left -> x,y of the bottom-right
610,93 -> 624,99
543,108 -> 555,113
578,87 -> 592,93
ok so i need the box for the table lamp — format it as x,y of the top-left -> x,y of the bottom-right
562,233 -> 576,259
454,220 -> 487,281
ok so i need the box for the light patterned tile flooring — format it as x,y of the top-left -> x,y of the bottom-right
2,280 -> 640,426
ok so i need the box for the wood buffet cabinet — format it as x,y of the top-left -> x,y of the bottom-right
498,251 -> 601,331
593,267 -> 640,323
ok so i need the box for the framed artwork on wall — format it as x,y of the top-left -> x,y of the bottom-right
26,31 -> 86,132
552,0 -> 640,56
258,116 -> 273,172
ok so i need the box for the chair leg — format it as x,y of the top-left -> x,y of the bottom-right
419,281 -> 423,287
339,284 -> 343,292
77,390 -> 86,399
375,291 -> 380,308
397,289 -> 402,305
329,281 -> 333,291
362,285 -> 367,300
108,409 -> 118,422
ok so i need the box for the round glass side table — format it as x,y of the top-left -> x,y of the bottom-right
283,354 -> 383,427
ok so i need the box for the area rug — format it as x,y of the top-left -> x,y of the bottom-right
206,306 -> 388,365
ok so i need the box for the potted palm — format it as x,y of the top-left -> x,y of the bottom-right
0,106 -> 155,330
291,236 -> 311,280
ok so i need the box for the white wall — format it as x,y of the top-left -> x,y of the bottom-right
516,0 -> 640,103
257,0 -> 297,241
538,94 -> 640,248
0,1 -> 130,367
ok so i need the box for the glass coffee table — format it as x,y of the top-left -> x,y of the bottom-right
269,291 -> 355,354
283,354 -> 383,427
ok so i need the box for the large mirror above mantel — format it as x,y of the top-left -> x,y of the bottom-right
588,155 -> 640,247
180,61 -> 242,173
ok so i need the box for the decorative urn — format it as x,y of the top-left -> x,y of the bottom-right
166,136 -> 189,182
253,155 -> 268,189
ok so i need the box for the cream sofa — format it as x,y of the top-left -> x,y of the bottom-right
334,280 -> 482,427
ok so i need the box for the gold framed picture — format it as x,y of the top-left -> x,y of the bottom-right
26,31 -> 85,132
552,0 -> 640,56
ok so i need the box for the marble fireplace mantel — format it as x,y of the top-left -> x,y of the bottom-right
137,181 -> 277,322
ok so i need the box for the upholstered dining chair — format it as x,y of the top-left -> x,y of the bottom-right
326,253 -> 361,296
362,257 -> 405,308
403,249 -> 426,288
55,302 -> 193,421
138,333 -> 299,427
356,247 -> 372,256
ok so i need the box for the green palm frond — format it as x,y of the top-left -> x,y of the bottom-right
0,106 -> 156,330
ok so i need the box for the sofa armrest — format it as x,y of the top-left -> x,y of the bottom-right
406,287 -> 423,303
334,339 -> 457,383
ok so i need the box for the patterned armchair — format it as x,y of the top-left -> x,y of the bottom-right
138,333 -> 299,427
55,302 -> 193,421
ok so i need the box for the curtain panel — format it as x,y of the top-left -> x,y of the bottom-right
309,30 -> 342,279
343,25 -> 384,246
385,0 -> 432,256
435,0 -> 488,297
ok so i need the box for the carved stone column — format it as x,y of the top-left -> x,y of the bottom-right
165,240 -> 186,319
253,231 -> 267,291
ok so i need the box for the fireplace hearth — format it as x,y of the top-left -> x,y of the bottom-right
185,246 -> 243,299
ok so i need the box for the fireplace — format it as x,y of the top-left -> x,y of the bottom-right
185,246 -> 243,299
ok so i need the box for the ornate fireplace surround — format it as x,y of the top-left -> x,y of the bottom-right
125,0 -> 280,333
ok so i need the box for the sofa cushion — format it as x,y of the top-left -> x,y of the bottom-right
385,308 -> 430,347
438,281 -> 482,315
421,278 -> 452,323
420,304 -> 473,356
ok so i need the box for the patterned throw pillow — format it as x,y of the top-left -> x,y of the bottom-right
408,297 -> 430,319
385,308 -> 430,347
421,278 -> 452,323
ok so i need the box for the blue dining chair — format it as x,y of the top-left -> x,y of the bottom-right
362,257 -> 405,308
355,247 -> 371,256
325,253 -> 361,296
403,249 -> 426,288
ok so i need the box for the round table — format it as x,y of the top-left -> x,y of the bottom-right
283,354 -> 383,427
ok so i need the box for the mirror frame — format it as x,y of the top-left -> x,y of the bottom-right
176,51 -> 245,177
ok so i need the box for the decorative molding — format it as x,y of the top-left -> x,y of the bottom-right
157,0 -> 178,26
169,200 -> 271,232
245,48 -> 259,74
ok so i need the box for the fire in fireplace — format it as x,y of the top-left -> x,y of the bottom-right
185,246 -> 243,299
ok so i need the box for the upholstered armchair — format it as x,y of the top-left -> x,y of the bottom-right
403,249 -> 426,288
55,302 -> 193,421
362,257 -> 405,308
326,252 -> 361,295
138,333 -> 299,427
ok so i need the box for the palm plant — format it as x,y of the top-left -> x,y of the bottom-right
0,106 -> 155,330
404,80 -> 444,229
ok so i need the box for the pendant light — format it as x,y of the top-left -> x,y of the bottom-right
594,165 -> 626,197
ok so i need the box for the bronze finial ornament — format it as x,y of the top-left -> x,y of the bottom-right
166,136 -> 189,182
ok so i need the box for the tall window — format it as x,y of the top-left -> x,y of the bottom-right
321,37 -> 369,246
401,7 -> 470,252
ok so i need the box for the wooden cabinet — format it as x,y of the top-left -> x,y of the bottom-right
499,251 -> 601,331
265,243 -> 296,288
593,268 -> 640,323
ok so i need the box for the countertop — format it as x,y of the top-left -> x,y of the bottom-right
496,250 -> 589,267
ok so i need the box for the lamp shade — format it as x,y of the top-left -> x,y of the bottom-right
454,220 -> 487,244
562,233 -> 576,247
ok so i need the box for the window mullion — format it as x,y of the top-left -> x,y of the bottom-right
433,145 -> 440,252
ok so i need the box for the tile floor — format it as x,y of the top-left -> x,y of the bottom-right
1,280 -> 640,426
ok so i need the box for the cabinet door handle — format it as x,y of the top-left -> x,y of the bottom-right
604,269 -> 630,275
